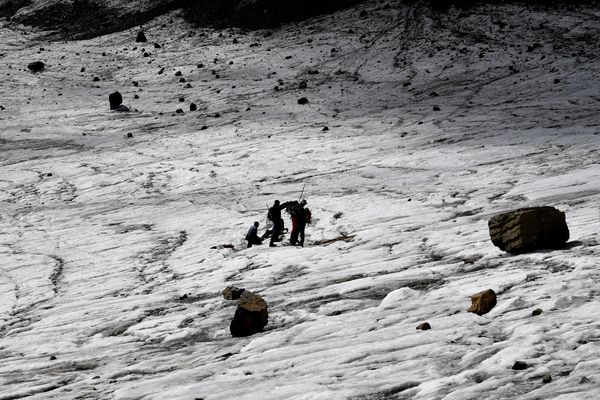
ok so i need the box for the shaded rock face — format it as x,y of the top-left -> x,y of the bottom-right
467,289 -> 497,316
230,291 -> 268,337
2,0 -> 365,39
488,206 -> 569,254
184,0 -> 365,29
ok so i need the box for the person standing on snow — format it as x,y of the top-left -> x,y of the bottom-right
268,200 -> 291,247
289,199 -> 310,246
246,221 -> 263,248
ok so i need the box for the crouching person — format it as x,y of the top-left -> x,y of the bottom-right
246,221 -> 263,248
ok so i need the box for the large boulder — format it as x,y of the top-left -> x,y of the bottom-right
467,289 -> 496,316
109,91 -> 123,110
488,206 -> 569,254
230,291 -> 268,337
27,61 -> 45,72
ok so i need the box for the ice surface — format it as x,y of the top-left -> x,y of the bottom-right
1,1 -> 600,399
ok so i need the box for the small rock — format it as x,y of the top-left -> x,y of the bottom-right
532,308 -> 543,316
179,78 -> 186,83
50,355 -> 57,360
430,91 -> 439,97
93,76 -> 100,82
416,322 -> 431,330
175,108 -> 184,114
179,97 -> 185,102
230,291 -> 268,337
190,103 -> 197,111
223,286 -> 245,300
359,9 -> 368,17
158,68 -> 164,75
299,81 -> 307,89
512,361 -> 528,370
580,376 -> 590,384
27,61 -> 45,72
467,289 -> 497,316
403,81 -> 411,87
212,113 -> 220,118
197,63 -> 204,68
297,97 -> 309,105
109,91 -> 123,110
153,43 -> 161,49
134,94 -> 139,99
80,67 -> 85,72
433,105 -> 441,111
201,125 -> 208,130
175,71 -> 182,76
126,133 -> 133,138
233,38 -> 239,44
322,126 -> 329,131
554,78 -> 561,84
308,69 -> 319,75
542,374 -> 552,383
143,52 -> 150,57
136,31 -> 147,43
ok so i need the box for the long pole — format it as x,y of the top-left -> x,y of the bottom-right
299,183 -> 306,201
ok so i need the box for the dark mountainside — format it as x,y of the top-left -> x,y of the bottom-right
1,0 -> 597,39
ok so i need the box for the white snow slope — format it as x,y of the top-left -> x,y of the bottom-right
1,1 -> 600,399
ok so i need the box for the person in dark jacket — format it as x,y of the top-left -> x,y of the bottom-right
246,221 -> 263,248
268,199 -> 290,247
289,199 -> 309,246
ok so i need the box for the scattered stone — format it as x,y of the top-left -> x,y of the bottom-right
308,69 -> 319,75
176,108 -> 184,114
488,206 -> 569,253
179,97 -> 185,102
158,68 -> 164,75
430,91 -> 439,97
403,81 -> 411,87
153,43 -> 161,49
542,374 -> 552,383
532,308 -> 543,316
197,63 -> 204,68
201,125 -> 208,130
512,361 -> 528,370
179,78 -> 186,83
190,103 -> 197,111
93,76 -> 100,82
136,31 -> 147,43
233,38 -> 239,44
230,291 -> 268,337
132,81 -> 139,87
80,67 -> 85,72
126,133 -> 133,138
299,80 -> 307,89
322,126 -> 329,131
175,71 -> 182,76
298,97 -> 309,105
433,105 -> 441,111
27,61 -> 45,72
212,113 -> 221,118
274,85 -> 280,91
416,322 -> 431,330
580,376 -> 590,384
554,78 -> 561,84
109,91 -> 123,110
467,288 -> 497,316
186,83 -> 192,88
49,355 -> 57,360
223,286 -> 245,300
143,52 -> 150,57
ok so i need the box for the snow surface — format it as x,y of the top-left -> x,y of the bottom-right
1,1 -> 600,399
